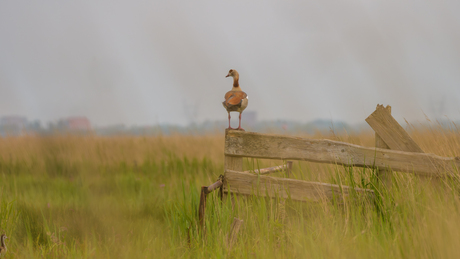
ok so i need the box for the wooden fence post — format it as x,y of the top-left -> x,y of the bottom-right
199,186 -> 208,230
199,180 -> 223,231
366,104 -> 427,186
223,129 -> 243,201
366,104 -> 423,153
286,161 -> 293,178
374,105 -> 393,186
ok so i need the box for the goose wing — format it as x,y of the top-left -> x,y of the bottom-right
223,91 -> 247,111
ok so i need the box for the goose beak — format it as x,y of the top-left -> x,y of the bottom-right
225,73 -> 230,78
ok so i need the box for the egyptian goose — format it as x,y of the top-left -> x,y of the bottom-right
222,69 -> 248,130
0,234 -> 7,256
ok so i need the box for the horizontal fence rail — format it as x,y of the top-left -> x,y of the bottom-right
224,130 -> 460,177
223,170 -> 374,202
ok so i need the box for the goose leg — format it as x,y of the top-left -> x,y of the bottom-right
227,112 -> 234,129
236,112 -> 245,131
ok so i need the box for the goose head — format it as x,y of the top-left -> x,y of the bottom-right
225,69 -> 239,78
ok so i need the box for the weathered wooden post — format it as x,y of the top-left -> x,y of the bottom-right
366,104 -> 425,186
371,105 -> 392,186
198,180 -> 223,231
286,161 -> 293,178
223,129 -> 243,201
198,186 -> 208,230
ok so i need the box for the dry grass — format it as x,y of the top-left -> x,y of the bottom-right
0,125 -> 459,258
0,134 -> 225,165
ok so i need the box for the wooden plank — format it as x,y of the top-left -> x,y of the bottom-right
243,161 -> 293,176
225,155 -> 243,171
206,180 -> 223,194
224,154 -> 242,200
374,105 -> 391,151
286,161 -> 293,178
223,170 -> 374,202
374,105 -> 394,185
223,155 -> 242,201
224,130 -> 460,177
375,133 -> 390,150
244,164 -> 288,175
200,180 -> 224,230
223,129 -> 244,201
225,129 -> 243,171
366,104 -> 424,153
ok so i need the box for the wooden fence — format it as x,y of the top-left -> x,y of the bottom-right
198,105 -> 460,240
221,105 -> 460,202
224,129 -> 459,177
198,105 -> 460,229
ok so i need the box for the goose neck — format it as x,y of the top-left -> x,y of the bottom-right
232,75 -> 240,88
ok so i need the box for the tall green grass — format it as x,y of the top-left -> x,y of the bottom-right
0,131 -> 459,258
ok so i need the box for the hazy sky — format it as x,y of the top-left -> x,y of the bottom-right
1,1 -> 460,126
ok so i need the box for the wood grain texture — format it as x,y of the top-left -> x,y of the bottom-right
366,104 -> 424,153
223,129 -> 244,201
244,164 -> 289,175
286,161 -> 293,178
373,105 -> 394,184
225,130 -> 243,170
375,133 -> 390,149
223,170 -> 374,202
224,130 -> 460,177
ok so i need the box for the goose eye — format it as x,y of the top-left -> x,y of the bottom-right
229,69 -> 233,73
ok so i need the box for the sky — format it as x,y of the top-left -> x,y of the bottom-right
1,1 -> 460,127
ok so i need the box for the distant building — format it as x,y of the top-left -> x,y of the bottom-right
67,117 -> 91,131
61,117 -> 92,131
0,116 -> 27,136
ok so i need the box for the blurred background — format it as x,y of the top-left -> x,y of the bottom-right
1,1 -> 460,135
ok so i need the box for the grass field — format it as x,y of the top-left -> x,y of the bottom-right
1,124 -> 460,258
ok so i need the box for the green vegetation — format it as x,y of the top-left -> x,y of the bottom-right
0,130 -> 460,258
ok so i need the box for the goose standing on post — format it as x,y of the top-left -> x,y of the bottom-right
222,69 -> 248,130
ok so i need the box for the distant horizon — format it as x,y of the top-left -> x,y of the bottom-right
1,2 -> 460,127
2,112 -> 458,130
